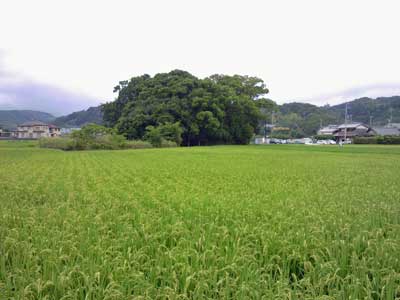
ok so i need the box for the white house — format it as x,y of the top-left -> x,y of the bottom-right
16,121 -> 61,139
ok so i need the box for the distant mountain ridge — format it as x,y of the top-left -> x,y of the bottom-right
0,110 -> 55,130
329,96 -> 400,125
0,107 -> 103,130
272,96 -> 400,136
53,106 -> 103,128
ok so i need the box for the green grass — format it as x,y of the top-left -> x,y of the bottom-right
1,142 -> 400,299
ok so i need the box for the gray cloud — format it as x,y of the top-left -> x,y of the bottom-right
0,52 -> 100,116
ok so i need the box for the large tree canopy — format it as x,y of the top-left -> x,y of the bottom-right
102,70 -> 270,145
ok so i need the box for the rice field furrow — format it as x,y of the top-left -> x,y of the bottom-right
1,143 -> 400,299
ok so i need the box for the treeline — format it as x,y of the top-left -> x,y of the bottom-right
102,70 -> 274,146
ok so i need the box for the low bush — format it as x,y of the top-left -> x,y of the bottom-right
39,137 -> 76,150
39,136 -> 153,151
39,124 -> 178,151
353,137 -> 378,144
144,123 -> 182,147
125,140 -> 153,149
377,135 -> 400,144
354,136 -> 400,144
160,140 -> 178,148
87,134 -> 127,150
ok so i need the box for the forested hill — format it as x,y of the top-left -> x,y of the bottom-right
0,107 -> 103,130
275,96 -> 400,137
53,106 -> 103,128
0,110 -> 55,130
329,96 -> 400,125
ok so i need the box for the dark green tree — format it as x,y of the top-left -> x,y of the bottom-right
102,70 -> 271,145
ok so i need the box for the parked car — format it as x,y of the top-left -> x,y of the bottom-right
316,140 -> 328,145
270,138 -> 280,144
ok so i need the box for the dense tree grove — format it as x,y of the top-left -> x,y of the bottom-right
102,70 -> 271,145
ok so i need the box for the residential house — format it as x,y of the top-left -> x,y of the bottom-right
15,121 -> 61,139
333,123 -> 374,142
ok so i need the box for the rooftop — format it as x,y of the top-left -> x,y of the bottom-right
386,123 -> 400,129
373,127 -> 400,136
337,123 -> 368,129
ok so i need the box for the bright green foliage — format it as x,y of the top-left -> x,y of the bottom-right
40,124 -> 130,151
145,122 -> 183,147
38,124 -> 167,151
1,143 -> 400,299
38,137 -> 76,150
144,126 -> 163,147
71,124 -> 114,140
102,70 -> 269,146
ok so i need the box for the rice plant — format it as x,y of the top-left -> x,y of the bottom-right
1,142 -> 400,299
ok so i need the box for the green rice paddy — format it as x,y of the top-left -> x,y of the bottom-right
1,142 -> 400,299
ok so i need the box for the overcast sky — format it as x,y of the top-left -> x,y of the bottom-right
1,0 -> 400,115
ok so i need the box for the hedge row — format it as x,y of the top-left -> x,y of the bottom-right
353,136 -> 400,145
39,137 -> 157,151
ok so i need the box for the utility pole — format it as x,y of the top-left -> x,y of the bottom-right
271,111 -> 275,126
369,115 -> 373,128
344,103 -> 348,142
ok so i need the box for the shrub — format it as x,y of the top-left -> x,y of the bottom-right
125,140 -> 153,149
353,137 -> 378,144
145,126 -> 163,147
161,140 -> 178,148
88,134 -> 127,150
144,123 -> 183,147
354,136 -> 400,145
158,122 -> 183,145
39,124 -> 177,151
39,137 -> 76,150
377,135 -> 400,144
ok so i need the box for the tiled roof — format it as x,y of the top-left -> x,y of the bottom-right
337,123 -> 365,129
373,127 -> 400,136
387,123 -> 400,129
